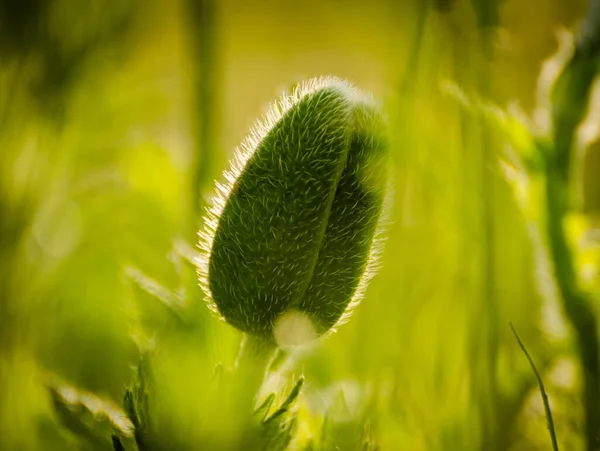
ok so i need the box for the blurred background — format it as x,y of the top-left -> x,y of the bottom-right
0,0 -> 598,449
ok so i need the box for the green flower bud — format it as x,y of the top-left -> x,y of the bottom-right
198,76 -> 388,345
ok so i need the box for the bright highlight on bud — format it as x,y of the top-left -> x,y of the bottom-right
273,310 -> 317,347
197,76 -> 389,344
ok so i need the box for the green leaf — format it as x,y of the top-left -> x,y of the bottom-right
122,352 -> 152,450
47,377 -> 138,451
125,265 -> 186,324
264,377 -> 305,424
254,393 -> 276,423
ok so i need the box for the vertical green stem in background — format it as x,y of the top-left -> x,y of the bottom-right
546,168 -> 600,450
184,0 -> 217,223
547,2 -> 600,449
181,0 -> 218,338
397,0 -> 429,97
470,0 -> 499,42
471,1 -> 500,448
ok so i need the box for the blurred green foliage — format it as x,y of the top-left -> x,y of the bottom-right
1,0 -> 599,450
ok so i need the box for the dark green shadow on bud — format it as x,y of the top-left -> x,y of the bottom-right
298,101 -> 388,335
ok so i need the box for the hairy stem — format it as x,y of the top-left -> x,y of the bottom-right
234,334 -> 276,406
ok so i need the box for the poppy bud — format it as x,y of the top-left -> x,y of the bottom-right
198,76 -> 388,345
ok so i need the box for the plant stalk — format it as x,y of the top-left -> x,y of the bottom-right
546,2 -> 600,447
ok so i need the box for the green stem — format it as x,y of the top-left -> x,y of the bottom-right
233,334 -> 276,406
397,0 -> 429,97
545,163 -> 600,450
184,0 -> 218,221
545,3 -> 600,448
470,3 -> 500,447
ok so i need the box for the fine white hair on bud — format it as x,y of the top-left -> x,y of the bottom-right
197,76 -> 389,344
